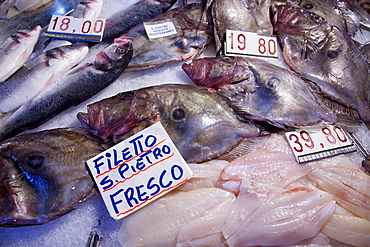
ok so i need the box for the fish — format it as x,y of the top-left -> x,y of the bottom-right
77,84 -> 262,163
182,56 -> 337,128
0,35 -> 133,142
307,155 -> 370,221
273,3 -> 370,122
0,0 -> 54,19
0,44 -> 89,114
0,127 -> 107,227
118,187 -> 235,247
102,0 -> 177,41
273,0 -> 360,36
0,0 -> 81,43
71,0 -> 103,19
208,0 -> 274,54
125,3 -> 214,71
0,25 -> 41,81
222,178 -> 336,246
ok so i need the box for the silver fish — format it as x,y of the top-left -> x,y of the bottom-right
208,0 -> 273,54
183,56 -> 337,128
0,25 -> 41,81
71,0 -> 103,19
273,3 -> 370,122
0,127 -> 106,227
0,0 -> 54,19
0,44 -> 89,114
125,3 -> 214,71
77,84 -> 262,163
102,0 -> 177,41
0,35 -> 133,141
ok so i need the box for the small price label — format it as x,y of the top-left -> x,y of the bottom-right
143,20 -> 178,39
45,15 -> 105,42
224,30 -> 278,58
86,122 -> 193,221
285,125 -> 357,163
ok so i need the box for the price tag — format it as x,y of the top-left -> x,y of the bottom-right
285,125 -> 357,163
86,122 -> 193,221
224,30 -> 278,58
45,15 -> 105,42
143,20 -> 178,39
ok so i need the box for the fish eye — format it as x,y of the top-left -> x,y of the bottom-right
327,50 -> 339,59
302,2 -> 314,10
171,107 -> 186,122
23,154 -> 45,169
116,48 -> 127,55
267,76 -> 280,88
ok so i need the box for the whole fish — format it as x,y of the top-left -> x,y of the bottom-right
0,44 -> 89,114
0,127 -> 107,227
208,0 -> 273,54
125,3 -> 214,71
273,4 -> 370,122
0,25 -> 41,81
182,56 -> 337,128
0,0 -> 80,43
102,0 -> 177,41
77,84 -> 262,163
0,35 -> 133,141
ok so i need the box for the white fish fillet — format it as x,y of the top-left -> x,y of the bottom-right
220,134 -> 312,189
118,187 -> 235,247
308,155 -> 370,220
177,160 -> 229,192
321,208 -> 370,246
222,179 -> 336,246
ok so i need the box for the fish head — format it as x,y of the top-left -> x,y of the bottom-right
182,56 -> 251,89
217,57 -> 337,127
78,84 -> 261,163
273,3 -> 330,42
0,129 -> 102,226
44,44 -> 89,67
93,35 -> 133,71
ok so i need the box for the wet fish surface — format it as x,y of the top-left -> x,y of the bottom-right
0,35 -> 133,141
273,3 -> 370,122
0,25 -> 41,81
0,0 -> 54,19
183,56 -> 336,128
0,127 -> 107,227
125,3 -> 214,71
209,0 -> 273,54
102,0 -> 177,41
0,44 -> 89,114
77,84 -> 262,163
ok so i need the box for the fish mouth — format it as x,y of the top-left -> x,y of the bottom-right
77,91 -> 139,142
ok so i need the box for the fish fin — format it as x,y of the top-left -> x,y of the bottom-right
216,138 -> 256,162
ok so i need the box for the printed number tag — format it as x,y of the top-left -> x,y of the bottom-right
86,122 -> 193,221
45,15 -> 105,42
285,125 -> 356,163
224,30 -> 278,58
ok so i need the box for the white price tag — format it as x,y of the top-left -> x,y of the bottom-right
45,15 -> 105,42
86,122 -> 193,221
285,125 -> 356,163
224,30 -> 278,58
143,20 -> 177,39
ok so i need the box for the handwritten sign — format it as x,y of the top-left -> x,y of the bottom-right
285,125 -> 356,163
143,20 -> 177,39
224,30 -> 278,58
86,122 -> 193,220
45,15 -> 105,42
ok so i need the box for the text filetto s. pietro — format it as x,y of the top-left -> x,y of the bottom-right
87,123 -> 192,220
